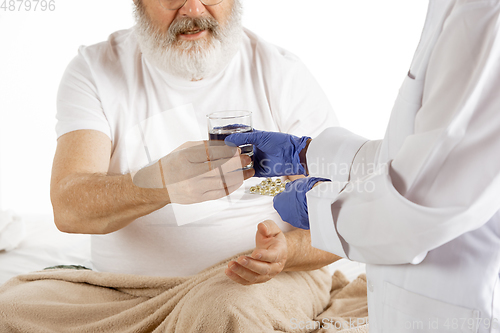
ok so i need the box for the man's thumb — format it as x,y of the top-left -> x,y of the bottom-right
258,222 -> 270,237
258,220 -> 281,238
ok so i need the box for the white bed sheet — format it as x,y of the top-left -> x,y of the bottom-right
0,214 -> 366,286
0,214 -> 91,285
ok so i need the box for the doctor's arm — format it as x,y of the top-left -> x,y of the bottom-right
307,6 -> 500,264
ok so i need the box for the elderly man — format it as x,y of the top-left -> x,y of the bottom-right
0,0 -> 345,331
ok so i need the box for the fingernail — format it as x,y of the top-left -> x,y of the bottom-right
261,222 -> 269,234
239,257 -> 248,265
229,263 -> 237,271
253,253 -> 262,260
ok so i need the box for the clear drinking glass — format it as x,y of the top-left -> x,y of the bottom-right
207,110 -> 253,170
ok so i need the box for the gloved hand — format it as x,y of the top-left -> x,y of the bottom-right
273,177 -> 329,230
224,130 -> 311,177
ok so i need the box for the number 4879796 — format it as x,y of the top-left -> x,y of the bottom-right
1,0 -> 56,11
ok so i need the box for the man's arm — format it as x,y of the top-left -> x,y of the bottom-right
284,175 -> 341,271
283,228 -> 341,271
51,130 -> 252,234
50,130 -> 171,234
225,220 -> 340,285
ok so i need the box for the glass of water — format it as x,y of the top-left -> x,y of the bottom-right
207,110 -> 253,170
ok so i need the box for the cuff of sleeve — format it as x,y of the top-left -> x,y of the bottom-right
56,121 -> 112,142
349,139 -> 383,181
307,181 -> 349,258
306,127 -> 368,183
295,136 -> 311,175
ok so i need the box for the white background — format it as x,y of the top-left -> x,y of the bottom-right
0,0 -> 428,214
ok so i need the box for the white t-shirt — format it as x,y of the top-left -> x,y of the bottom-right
56,27 -> 338,276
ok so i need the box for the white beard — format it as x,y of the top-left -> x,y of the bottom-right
134,1 -> 243,81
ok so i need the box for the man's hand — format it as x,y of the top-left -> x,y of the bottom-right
225,220 -> 287,285
225,130 -> 311,177
132,141 -> 254,204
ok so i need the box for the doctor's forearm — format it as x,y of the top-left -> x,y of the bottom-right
283,228 -> 341,271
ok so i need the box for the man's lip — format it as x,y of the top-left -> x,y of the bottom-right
182,28 -> 203,34
178,29 -> 208,40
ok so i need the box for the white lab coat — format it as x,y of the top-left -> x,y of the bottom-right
307,1 -> 500,332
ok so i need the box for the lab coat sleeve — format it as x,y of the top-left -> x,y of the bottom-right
307,5 -> 500,264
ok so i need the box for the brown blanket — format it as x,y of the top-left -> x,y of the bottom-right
0,254 -> 367,333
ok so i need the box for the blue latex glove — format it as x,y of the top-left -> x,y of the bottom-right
273,177 -> 329,230
224,130 -> 311,177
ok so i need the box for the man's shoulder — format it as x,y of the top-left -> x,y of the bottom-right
241,28 -> 303,69
77,28 -> 138,69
